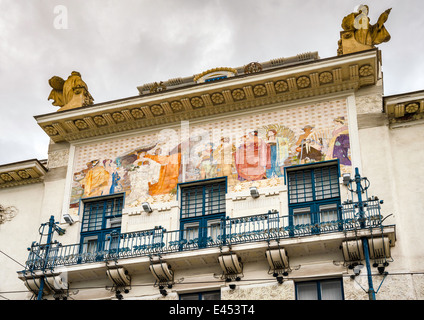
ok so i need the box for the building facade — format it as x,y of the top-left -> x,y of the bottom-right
1,6 -> 423,301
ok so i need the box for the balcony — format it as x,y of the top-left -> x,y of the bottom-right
22,199 -> 395,272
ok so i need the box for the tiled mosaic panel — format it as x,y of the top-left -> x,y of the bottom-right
70,99 -> 349,208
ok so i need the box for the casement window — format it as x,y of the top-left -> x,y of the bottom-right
179,178 -> 226,248
286,161 -> 341,234
295,278 -> 344,300
179,290 -> 221,300
79,195 -> 124,257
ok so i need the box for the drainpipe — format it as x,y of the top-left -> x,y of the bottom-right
354,167 -> 376,300
37,215 -> 55,300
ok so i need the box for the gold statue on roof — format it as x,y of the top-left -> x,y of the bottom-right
48,71 -> 94,112
338,5 -> 391,55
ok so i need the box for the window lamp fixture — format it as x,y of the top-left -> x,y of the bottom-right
250,186 -> 260,198
142,202 -> 153,213
342,173 -> 351,186
63,213 -> 74,225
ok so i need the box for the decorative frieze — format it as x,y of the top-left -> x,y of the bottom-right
0,159 -> 47,188
383,91 -> 424,126
35,50 -> 378,143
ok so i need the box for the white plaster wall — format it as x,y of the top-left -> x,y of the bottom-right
358,122 -> 424,296
0,183 -> 45,300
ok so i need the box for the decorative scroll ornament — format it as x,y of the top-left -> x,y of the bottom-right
0,204 -> 18,224
150,81 -> 167,93
48,71 -> 94,112
193,67 -> 237,83
244,62 -> 263,74
338,5 -> 391,55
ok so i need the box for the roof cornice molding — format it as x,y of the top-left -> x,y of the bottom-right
0,159 -> 48,188
35,50 -> 379,143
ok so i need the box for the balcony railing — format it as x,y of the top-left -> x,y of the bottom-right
24,199 -> 388,271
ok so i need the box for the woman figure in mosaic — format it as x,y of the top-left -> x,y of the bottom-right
235,131 -> 270,181
328,117 -> 351,166
103,159 -> 121,194
80,159 -> 110,197
198,142 -> 217,179
265,129 -> 283,178
213,137 -> 237,185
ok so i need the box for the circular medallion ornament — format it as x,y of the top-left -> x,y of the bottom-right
319,71 -> 333,84
190,97 -> 204,108
253,85 -> 267,96
297,76 -> 311,88
274,80 -> 288,92
44,126 -> 58,136
359,65 -> 373,77
131,108 -> 145,119
112,112 -> 125,122
93,116 -> 107,126
0,173 -> 12,181
150,105 -> 164,115
244,62 -> 263,74
405,103 -> 419,114
232,89 -> 245,100
211,93 -> 224,104
74,120 -> 88,129
17,170 -> 30,179
170,101 -> 183,112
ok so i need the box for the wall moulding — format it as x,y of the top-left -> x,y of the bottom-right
0,159 -> 48,189
35,51 -> 379,144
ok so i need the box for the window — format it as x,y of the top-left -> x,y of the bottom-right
79,195 -> 124,258
296,279 -> 344,300
179,178 -> 226,248
286,161 -> 341,234
179,290 -> 221,300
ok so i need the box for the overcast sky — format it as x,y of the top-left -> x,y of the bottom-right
0,0 -> 423,165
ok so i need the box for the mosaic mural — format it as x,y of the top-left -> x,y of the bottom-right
69,101 -> 351,209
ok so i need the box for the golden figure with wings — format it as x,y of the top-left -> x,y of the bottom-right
48,71 -> 94,112
338,5 -> 391,55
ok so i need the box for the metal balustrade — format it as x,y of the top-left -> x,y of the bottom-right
24,200 -> 387,271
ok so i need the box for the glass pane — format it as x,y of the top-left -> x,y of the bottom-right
180,293 -> 199,300
207,219 -> 222,243
84,238 -> 98,253
293,207 -> 311,225
181,181 -> 226,218
288,170 -> 313,203
321,280 -> 343,300
202,291 -> 221,300
314,166 -> 339,200
319,203 -> 338,222
297,282 -> 318,300
106,217 -> 122,229
183,223 -> 199,242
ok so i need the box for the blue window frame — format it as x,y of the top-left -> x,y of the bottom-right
295,278 -> 344,300
286,161 -> 341,235
79,195 -> 124,258
179,178 -> 226,248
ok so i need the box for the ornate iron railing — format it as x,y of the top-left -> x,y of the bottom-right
24,199 -> 387,271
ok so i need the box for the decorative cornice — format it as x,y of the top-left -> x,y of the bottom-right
35,50 -> 379,143
193,67 -> 238,83
0,159 -> 48,188
383,90 -> 424,126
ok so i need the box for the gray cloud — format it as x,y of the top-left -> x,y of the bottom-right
0,0 -> 423,164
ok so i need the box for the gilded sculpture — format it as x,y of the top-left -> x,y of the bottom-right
48,71 -> 94,112
338,5 -> 391,55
